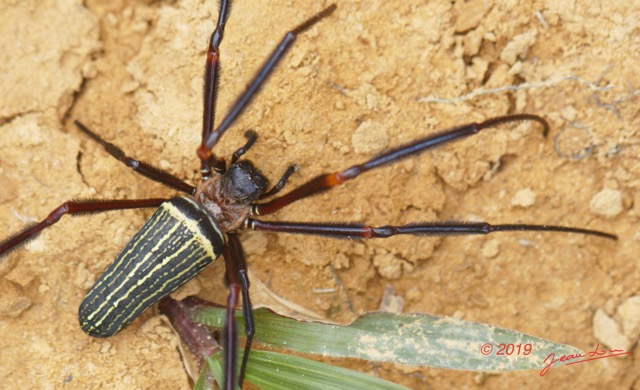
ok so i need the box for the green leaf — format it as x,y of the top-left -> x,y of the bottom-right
205,349 -> 407,390
193,368 -> 210,390
203,354 -> 225,390
204,354 -> 241,390
195,307 -> 583,371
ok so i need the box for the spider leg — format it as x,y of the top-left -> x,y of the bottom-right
197,4 -> 337,164
231,131 -> 258,165
0,199 -> 168,257
252,114 -> 549,215
201,0 -> 231,177
75,121 -> 195,194
245,219 -> 617,241
221,233 -> 255,390
260,165 -> 297,199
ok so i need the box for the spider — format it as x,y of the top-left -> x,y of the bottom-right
0,2 -> 618,389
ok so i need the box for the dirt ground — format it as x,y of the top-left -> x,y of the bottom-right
0,0 -> 638,388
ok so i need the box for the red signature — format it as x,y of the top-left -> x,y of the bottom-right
540,343 -> 630,376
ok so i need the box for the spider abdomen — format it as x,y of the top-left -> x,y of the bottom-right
78,197 -> 224,337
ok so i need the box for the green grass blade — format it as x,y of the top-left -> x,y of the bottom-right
203,354 -> 222,387
203,353 -> 241,390
195,307 -> 582,371
204,349 -> 407,390
192,368 -> 210,390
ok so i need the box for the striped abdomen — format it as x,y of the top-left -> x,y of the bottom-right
79,197 -> 224,337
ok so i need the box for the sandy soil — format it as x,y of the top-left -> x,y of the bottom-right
1,0 -> 638,388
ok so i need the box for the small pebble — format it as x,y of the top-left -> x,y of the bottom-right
590,188 -> 623,218
617,296 -> 640,342
511,188 -> 536,208
351,120 -> 389,154
481,239 -> 500,259
0,279 -> 32,318
593,309 -> 630,350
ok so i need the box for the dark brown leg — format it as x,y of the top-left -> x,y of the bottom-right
197,4 -> 337,163
246,219 -> 617,240
260,165 -> 297,199
221,233 -> 255,389
230,131 -> 258,165
253,114 -> 549,215
0,199 -> 168,257
201,0 -> 231,177
75,121 -> 195,194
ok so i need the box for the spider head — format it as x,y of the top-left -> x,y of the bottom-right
221,160 -> 267,204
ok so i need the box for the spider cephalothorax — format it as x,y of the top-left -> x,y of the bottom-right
195,160 -> 267,231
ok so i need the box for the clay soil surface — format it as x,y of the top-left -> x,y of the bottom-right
1,0 -> 638,389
